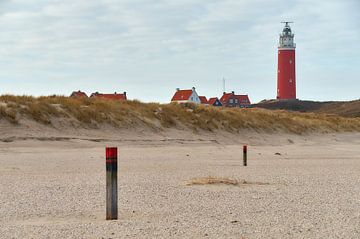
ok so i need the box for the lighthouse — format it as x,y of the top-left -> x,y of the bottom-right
277,22 -> 296,100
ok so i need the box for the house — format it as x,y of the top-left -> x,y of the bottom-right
208,97 -> 222,107
90,92 -> 127,101
171,87 -> 200,104
70,90 -> 88,98
198,96 -> 208,105
236,95 -> 251,108
220,91 -> 251,108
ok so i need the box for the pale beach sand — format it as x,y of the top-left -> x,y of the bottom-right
0,128 -> 360,238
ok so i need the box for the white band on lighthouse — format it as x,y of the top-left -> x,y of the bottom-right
278,48 -> 296,50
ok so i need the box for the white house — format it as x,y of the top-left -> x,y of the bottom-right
171,87 -> 200,104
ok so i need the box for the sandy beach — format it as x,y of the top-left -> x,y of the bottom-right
1,130 -> 360,239
1,0 -> 359,238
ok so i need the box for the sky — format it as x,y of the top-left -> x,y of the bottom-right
0,0 -> 359,103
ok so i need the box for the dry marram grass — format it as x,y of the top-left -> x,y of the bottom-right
185,177 -> 269,186
1,95 -> 360,134
186,177 -> 240,186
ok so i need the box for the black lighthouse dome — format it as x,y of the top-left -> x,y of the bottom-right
283,26 -> 292,35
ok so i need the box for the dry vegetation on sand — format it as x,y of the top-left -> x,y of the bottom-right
1,95 -> 360,134
185,177 -> 269,186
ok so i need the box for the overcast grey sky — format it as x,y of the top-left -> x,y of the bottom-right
0,0 -> 359,103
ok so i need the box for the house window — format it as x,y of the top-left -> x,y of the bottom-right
229,99 -> 234,104
191,97 -> 193,101
235,99 -> 238,104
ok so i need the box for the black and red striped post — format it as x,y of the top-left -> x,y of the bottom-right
106,147 -> 118,220
243,145 -> 247,166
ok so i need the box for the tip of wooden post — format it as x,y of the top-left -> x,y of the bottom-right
243,145 -> 247,153
106,147 -> 118,158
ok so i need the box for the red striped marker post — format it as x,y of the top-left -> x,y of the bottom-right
243,145 -> 247,166
106,147 -> 118,220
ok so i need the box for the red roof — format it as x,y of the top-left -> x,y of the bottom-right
220,93 -> 233,103
70,91 -> 88,97
220,92 -> 251,104
91,92 -> 127,100
198,96 -> 208,104
171,90 -> 193,101
236,95 -> 251,104
208,97 -> 219,105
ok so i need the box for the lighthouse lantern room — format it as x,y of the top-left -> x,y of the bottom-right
277,22 -> 296,100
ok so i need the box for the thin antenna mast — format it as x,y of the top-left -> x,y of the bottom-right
223,77 -> 226,93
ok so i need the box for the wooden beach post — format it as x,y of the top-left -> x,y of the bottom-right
106,147 -> 118,220
243,145 -> 247,166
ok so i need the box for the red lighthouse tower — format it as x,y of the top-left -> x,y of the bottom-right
277,22 -> 296,100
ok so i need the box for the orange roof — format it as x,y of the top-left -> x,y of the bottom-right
198,96 -> 208,104
220,92 -> 251,104
208,97 -> 219,105
91,92 -> 127,100
220,93 -> 233,103
171,90 -> 193,101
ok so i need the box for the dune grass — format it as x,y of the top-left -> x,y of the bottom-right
1,95 -> 360,134
0,105 -> 18,124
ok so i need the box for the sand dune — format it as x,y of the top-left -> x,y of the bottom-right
1,96 -> 360,135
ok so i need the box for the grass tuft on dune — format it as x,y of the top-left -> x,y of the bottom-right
1,95 -> 360,134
